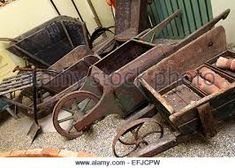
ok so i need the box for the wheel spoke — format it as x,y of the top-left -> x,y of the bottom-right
71,103 -> 80,112
62,108 -> 75,115
134,123 -> 144,139
58,115 -> 74,123
142,131 -> 163,139
118,138 -> 136,146
79,98 -> 91,115
53,91 -> 100,140
66,121 -> 75,133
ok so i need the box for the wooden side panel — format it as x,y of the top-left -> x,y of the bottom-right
140,26 -> 227,91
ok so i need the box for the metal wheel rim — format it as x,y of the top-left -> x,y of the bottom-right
112,118 -> 164,157
53,91 -> 100,140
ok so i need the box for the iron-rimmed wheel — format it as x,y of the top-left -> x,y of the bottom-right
53,91 -> 100,140
112,118 -> 164,157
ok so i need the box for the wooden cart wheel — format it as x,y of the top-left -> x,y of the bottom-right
53,91 -> 100,140
17,88 -> 53,119
112,118 -> 164,157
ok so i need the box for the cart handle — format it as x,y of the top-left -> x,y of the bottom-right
0,38 -> 18,43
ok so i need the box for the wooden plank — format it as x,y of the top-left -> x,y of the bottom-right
0,79 -> 33,89
205,0 -> 213,20
0,84 -> 33,96
1,97 -> 32,110
191,0 -> 203,29
155,0 -> 169,37
165,0 -> 179,38
1,74 -> 32,84
148,0 -> 213,38
183,0 -> 196,33
2,72 -> 31,81
177,0 -> 190,35
148,4 -> 157,25
170,0 -> 185,38
149,2 -> 165,38
1,72 -> 41,85
0,79 -> 41,92
147,6 -> 155,26
198,0 -> 209,24
160,0 -> 174,37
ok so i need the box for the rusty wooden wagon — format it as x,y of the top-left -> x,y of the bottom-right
52,10 -> 230,140
112,25 -> 235,157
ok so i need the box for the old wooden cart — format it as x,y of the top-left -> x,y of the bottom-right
52,10 -> 230,140
112,26 -> 235,157
7,16 -> 89,68
0,46 -> 99,119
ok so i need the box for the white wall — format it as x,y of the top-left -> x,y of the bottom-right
0,0 -> 114,40
211,0 -> 235,45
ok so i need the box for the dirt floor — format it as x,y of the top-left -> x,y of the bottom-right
0,112 -> 234,157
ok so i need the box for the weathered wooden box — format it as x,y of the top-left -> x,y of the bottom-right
139,26 -> 235,135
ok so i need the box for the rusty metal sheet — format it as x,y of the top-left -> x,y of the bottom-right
49,45 -> 93,72
115,0 -> 149,42
43,55 -> 100,93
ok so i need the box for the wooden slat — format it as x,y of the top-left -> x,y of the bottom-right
171,0 -> 185,38
150,2 -> 165,38
3,72 -> 31,81
155,0 -> 169,37
198,0 -> 209,24
0,79 -> 32,90
191,0 -> 203,29
165,0 -> 179,38
0,84 -> 33,96
1,72 -> 41,84
205,0 -> 213,20
184,0 -> 196,33
2,74 -> 32,84
147,5 -> 157,25
177,0 -> 190,36
160,0 -> 174,37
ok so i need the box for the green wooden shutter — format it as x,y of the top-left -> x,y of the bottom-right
147,0 -> 213,39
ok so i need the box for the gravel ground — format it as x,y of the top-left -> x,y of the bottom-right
0,112 -> 234,157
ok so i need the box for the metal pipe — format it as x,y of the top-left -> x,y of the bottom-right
50,0 -> 61,15
61,21 -> 75,48
71,0 -> 91,37
71,0 -> 84,22
87,0 -> 107,39
0,37 -> 18,43
87,0 -> 103,28
32,66 -> 39,125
